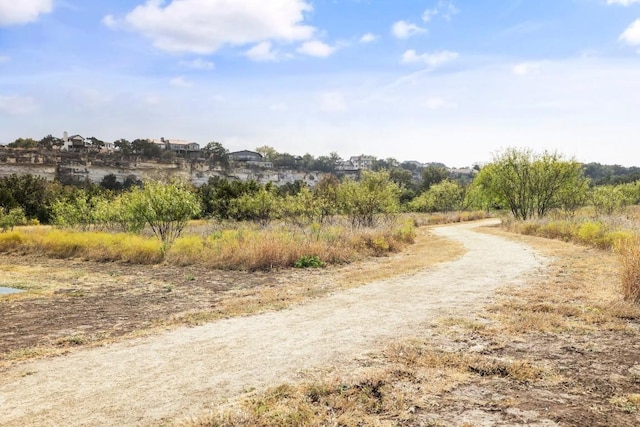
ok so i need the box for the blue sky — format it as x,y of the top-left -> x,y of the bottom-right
1,0 -> 639,167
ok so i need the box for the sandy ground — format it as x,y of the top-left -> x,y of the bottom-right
0,220 -> 548,426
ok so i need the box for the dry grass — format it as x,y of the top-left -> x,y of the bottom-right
185,339 -> 549,427
0,220 -> 416,271
479,227 -> 640,335
618,234 -> 640,303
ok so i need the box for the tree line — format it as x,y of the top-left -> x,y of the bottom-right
1,147 -> 639,245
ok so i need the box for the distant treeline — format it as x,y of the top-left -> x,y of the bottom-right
583,163 -> 640,185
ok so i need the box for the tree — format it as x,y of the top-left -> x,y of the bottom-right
229,186 -> 281,225
123,180 -> 201,248
8,137 -> 38,149
0,174 -> 58,223
203,142 -> 229,167
255,145 -> 278,161
114,139 -> 133,155
88,136 -> 105,149
337,170 -> 400,228
132,138 -> 162,158
313,174 -> 340,223
0,207 -> 27,232
198,177 -> 260,219
421,165 -> 449,191
409,180 -> 464,213
474,148 -> 587,220
590,185 -> 630,216
38,134 -> 63,150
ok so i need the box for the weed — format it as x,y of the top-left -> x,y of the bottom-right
293,255 -> 324,268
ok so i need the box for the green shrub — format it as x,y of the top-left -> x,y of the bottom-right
294,255 -> 324,268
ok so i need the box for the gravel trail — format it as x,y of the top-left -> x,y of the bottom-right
0,219 -> 548,426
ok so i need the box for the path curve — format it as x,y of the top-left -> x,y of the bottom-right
0,220 -> 548,426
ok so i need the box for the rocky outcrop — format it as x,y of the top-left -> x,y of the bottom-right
0,148 -> 352,186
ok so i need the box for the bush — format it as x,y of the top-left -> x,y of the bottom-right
294,255 -> 324,268
0,207 -> 27,231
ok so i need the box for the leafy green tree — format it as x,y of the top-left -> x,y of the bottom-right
88,136 -> 105,149
131,138 -> 162,158
474,148 -> 586,220
281,187 -> 321,230
229,186 -> 281,225
38,134 -> 64,150
255,145 -> 278,161
421,165 -> 449,191
198,177 -> 261,219
203,142 -> 229,167
0,207 -> 27,231
313,174 -> 340,223
590,185 -> 630,216
337,170 -> 400,228
123,180 -> 201,248
409,180 -> 464,213
0,174 -> 58,223
114,139 -> 133,155
8,137 -> 38,149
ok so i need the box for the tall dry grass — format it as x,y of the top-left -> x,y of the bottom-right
618,235 -> 640,303
0,218 -> 416,270
167,220 -> 416,270
501,206 -> 640,304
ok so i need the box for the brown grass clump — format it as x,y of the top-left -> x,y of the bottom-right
185,339 -> 548,427
618,234 -> 640,303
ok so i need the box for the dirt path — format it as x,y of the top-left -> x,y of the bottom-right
0,220 -> 548,426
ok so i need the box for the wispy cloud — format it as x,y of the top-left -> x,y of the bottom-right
359,33 -> 379,43
391,20 -> 426,39
402,50 -> 459,68
180,58 -> 215,70
607,0 -> 640,5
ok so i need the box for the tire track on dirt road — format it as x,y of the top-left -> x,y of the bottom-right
0,219 -> 548,426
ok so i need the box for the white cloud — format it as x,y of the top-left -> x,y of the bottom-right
0,95 -> 37,115
402,50 -> 459,67
180,58 -> 215,70
391,20 -> 426,39
122,0 -> 315,54
246,41 -> 280,62
620,19 -> 640,46
102,15 -> 118,29
359,33 -> 379,43
423,1 -> 459,22
0,0 -> 52,26
607,0 -> 640,5
512,61 -> 544,76
319,91 -> 346,112
297,40 -> 336,58
170,76 -> 193,88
